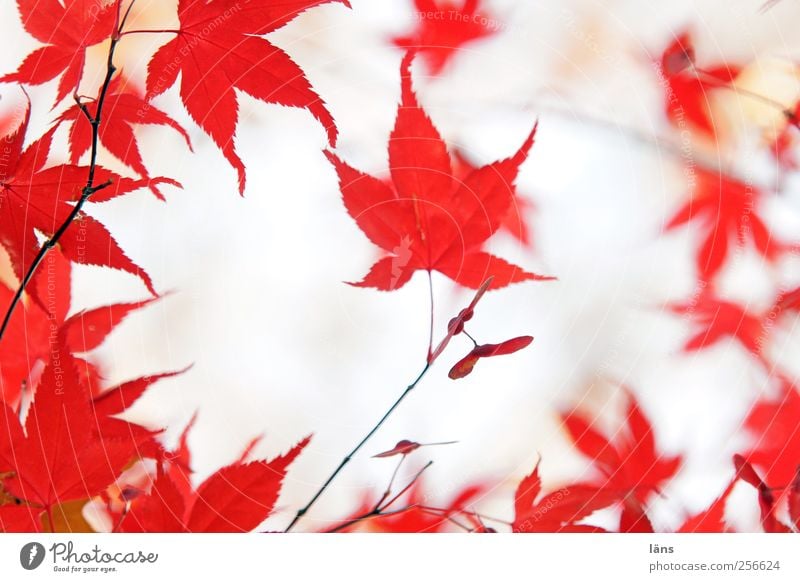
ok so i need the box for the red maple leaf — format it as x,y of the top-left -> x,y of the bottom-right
145,0 -> 349,194
55,77 -> 192,200
734,454 -> 791,533
1,0 -> 118,105
743,378 -> 800,488
658,31 -> 741,138
667,167 -> 784,282
561,390 -> 682,505
0,102 -> 170,296
0,249 -> 159,406
393,0 -> 496,75
790,467 -> 800,531
669,292 -> 768,365
512,461 -> 615,532
678,478 -> 737,533
326,52 -> 551,291
0,347 -> 138,520
0,504 -> 43,533
453,150 -> 535,246
117,435 -> 310,532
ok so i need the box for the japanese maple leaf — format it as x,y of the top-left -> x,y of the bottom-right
743,378 -> 800,488
561,391 -> 682,504
669,293 -> 768,365
1,0 -> 118,105
454,150 -> 535,246
0,347 -> 138,519
0,102 -> 170,295
512,461 -> 615,533
0,504 -> 42,533
0,249 -> 69,405
0,249 -> 159,406
393,0 -> 496,75
678,478 -> 737,533
658,31 -> 741,138
118,436 -> 310,532
790,467 -> 800,530
667,167 -> 783,282
734,455 -> 791,533
326,52 -> 551,291
55,77 -> 192,200
770,101 -> 800,171
145,0 -> 348,194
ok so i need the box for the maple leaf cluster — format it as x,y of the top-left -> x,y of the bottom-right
0,249 -> 308,533
1,0 -> 800,536
654,31 -> 800,372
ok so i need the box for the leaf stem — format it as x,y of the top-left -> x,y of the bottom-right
426,271 -> 435,361
0,2 -> 133,343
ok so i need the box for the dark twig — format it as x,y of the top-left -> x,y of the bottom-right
0,1 -> 134,342
324,505 -> 419,534
283,364 -> 432,531
323,460 -> 434,533
374,455 -> 405,510
381,461 -> 433,510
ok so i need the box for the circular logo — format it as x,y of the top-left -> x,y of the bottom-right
19,542 -> 46,570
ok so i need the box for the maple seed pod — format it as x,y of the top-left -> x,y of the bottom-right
448,336 -> 534,379
373,440 -> 422,458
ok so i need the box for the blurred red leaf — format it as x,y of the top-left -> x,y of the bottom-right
658,31 -> 741,138
744,379 -> 800,487
734,454 -> 790,533
393,0 -> 497,75
667,167 -> 784,282
561,390 -> 682,504
789,467 -> 800,530
670,293 -> 768,364
678,478 -> 737,533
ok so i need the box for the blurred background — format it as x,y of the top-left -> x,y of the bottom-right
2,0 -> 800,531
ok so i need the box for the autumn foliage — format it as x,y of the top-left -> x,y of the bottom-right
1,0 -> 800,534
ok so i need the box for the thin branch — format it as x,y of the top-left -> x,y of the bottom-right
694,66 -> 794,114
381,461 -> 433,510
324,505 -> 418,534
373,455 -> 405,511
283,363 -> 432,532
0,2 -> 133,343
324,460 -> 435,533
419,506 -> 474,532
463,330 -> 479,347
